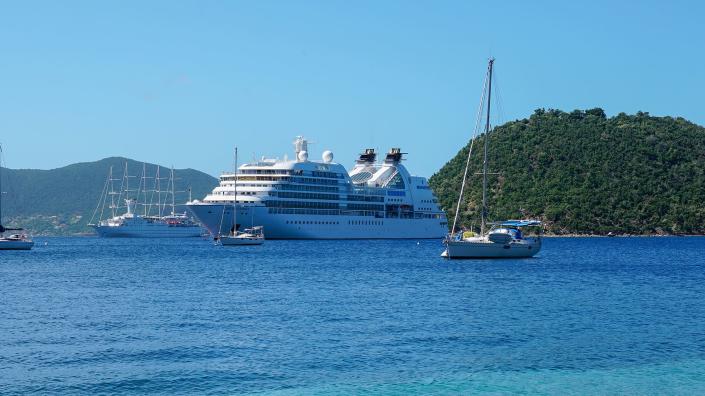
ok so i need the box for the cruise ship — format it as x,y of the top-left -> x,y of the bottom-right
187,137 -> 448,239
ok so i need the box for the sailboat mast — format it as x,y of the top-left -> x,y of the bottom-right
109,166 -> 116,218
170,166 -> 175,215
142,163 -> 147,216
233,147 -> 238,234
480,58 -> 494,236
156,166 -> 162,217
124,162 -> 129,202
0,144 -> 4,229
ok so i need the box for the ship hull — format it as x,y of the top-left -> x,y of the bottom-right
188,203 -> 447,239
93,224 -> 203,238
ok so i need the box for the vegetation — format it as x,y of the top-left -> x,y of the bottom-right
1,157 -> 218,235
429,109 -> 705,235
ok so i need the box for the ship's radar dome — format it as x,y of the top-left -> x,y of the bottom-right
298,150 -> 309,162
322,150 -> 334,163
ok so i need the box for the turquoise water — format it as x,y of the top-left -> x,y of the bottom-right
2,237 -> 705,394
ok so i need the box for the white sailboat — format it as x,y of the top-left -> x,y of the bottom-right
217,147 -> 265,246
442,58 -> 542,259
0,144 -> 34,250
89,163 -> 203,238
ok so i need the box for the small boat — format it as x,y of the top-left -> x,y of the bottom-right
0,233 -> 35,250
0,144 -> 34,250
216,147 -> 264,246
442,220 -> 542,259
441,58 -> 541,259
219,226 -> 264,246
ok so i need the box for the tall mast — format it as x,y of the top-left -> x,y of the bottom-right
0,144 -> 4,231
156,166 -> 161,217
109,166 -> 116,218
142,163 -> 147,216
480,58 -> 494,236
170,166 -> 176,215
232,147 -> 238,235
124,162 -> 129,202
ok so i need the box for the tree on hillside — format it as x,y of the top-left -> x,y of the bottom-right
430,110 -> 705,235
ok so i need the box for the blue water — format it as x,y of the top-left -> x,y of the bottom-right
2,237 -> 705,394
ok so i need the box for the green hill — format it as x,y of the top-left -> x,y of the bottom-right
1,157 -> 218,235
429,109 -> 705,235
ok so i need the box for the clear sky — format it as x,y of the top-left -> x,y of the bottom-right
0,0 -> 703,177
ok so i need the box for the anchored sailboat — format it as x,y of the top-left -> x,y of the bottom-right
89,162 -> 203,238
441,58 -> 542,259
0,144 -> 34,250
217,147 -> 264,246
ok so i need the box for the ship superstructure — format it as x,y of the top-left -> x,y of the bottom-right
187,137 -> 447,239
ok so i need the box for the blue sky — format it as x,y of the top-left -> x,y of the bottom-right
0,0 -> 703,177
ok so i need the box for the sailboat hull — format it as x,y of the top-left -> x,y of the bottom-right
442,237 -> 541,259
0,239 -> 34,250
219,235 -> 264,246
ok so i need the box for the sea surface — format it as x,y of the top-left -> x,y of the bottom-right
2,237 -> 705,395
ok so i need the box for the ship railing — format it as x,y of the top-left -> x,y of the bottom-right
267,208 -> 383,217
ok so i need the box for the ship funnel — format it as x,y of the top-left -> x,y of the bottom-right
357,148 -> 376,164
385,148 -> 405,163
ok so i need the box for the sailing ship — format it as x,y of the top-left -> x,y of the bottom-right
89,163 -> 203,238
0,144 -> 34,250
442,58 -> 542,259
217,148 -> 264,245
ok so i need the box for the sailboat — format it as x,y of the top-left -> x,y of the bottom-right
89,163 -> 203,238
441,58 -> 542,259
0,144 -> 34,250
217,147 -> 264,246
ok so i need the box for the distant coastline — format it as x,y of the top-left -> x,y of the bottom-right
542,233 -> 704,238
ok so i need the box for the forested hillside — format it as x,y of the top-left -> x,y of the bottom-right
430,109 -> 705,235
1,157 -> 218,235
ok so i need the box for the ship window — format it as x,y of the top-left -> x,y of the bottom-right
351,171 -> 373,184
386,173 -> 405,189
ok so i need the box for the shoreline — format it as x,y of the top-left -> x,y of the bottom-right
542,233 -> 704,238
25,233 -> 705,238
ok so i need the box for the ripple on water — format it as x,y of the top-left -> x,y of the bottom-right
1,237 -> 705,394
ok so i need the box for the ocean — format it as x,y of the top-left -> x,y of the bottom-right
2,237 -> 705,394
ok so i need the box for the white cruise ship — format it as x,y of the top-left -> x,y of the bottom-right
187,137 -> 448,239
